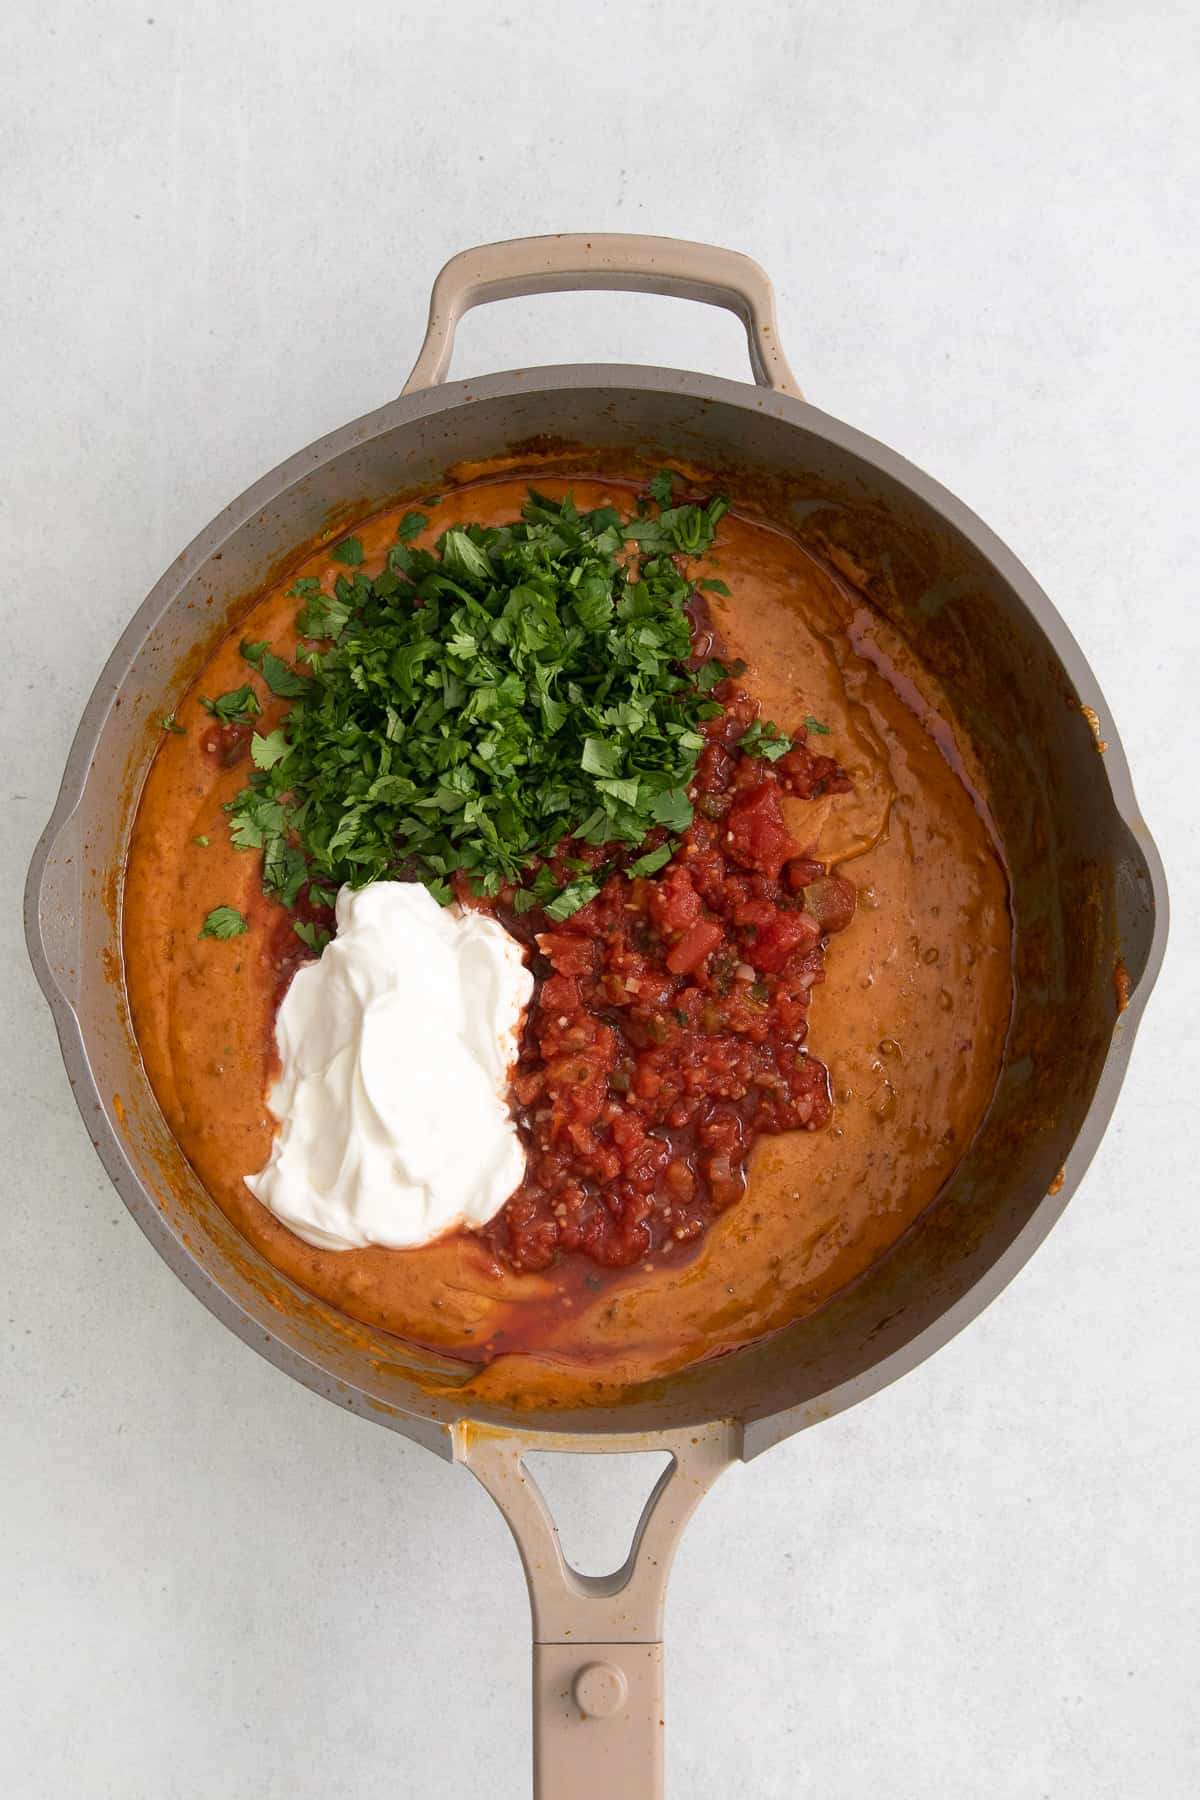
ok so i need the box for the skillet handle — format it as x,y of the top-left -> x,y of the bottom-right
454,1418 -> 739,1800
402,233 -> 802,398
25,803 -> 83,1010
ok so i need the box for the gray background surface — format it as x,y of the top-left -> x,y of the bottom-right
2,2 -> 1197,1796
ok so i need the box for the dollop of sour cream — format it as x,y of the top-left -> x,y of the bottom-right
246,882 -> 533,1251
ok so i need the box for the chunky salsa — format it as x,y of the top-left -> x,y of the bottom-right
472,686 -> 856,1272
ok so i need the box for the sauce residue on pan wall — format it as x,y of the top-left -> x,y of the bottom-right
122,477 -> 1013,1402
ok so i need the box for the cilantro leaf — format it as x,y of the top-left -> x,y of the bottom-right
251,729 -> 290,769
258,651 -> 309,698
241,636 -> 308,697
293,919 -> 331,954
739,718 -> 793,760
331,536 -> 363,566
650,789 -> 694,831
625,494 -> 729,558
545,877 -> 600,921
804,715 -> 831,735
440,528 -> 492,583
395,511 -> 428,542
581,737 -> 620,778
160,713 -> 185,734
199,906 -> 248,940
200,685 -> 261,724
296,588 -> 352,641
226,787 -> 285,850
627,843 -> 674,877
262,838 -> 308,906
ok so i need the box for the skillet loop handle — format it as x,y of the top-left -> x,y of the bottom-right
25,805 -> 83,1010
454,1419 -> 739,1800
402,233 -> 802,399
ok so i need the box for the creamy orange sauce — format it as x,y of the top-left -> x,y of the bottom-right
123,477 -> 1012,1399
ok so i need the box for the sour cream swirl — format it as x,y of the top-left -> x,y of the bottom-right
246,881 -> 532,1251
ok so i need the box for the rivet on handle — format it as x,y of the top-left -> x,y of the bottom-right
573,1662 -> 629,1720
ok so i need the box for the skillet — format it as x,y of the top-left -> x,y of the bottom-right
25,234 -> 1168,1797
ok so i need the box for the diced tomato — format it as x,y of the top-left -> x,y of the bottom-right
694,743 -> 734,792
536,931 -> 598,976
686,846 -> 726,904
539,973 -> 580,1017
777,743 -> 853,800
746,907 -> 822,973
649,865 -> 702,935
666,917 -> 724,974
732,897 -> 776,931
724,780 -> 798,877
610,1110 -> 647,1157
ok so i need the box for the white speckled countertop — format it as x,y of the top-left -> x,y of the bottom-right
2,2 -> 1196,1795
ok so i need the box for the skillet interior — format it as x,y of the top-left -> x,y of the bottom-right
28,370 -> 1161,1451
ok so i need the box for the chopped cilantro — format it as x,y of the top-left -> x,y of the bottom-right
193,834 -> 209,847
395,511 -> 428,542
240,639 -> 309,698
263,837 -> 308,907
739,718 -> 793,761
218,478 -> 732,921
650,788 -> 695,831
200,685 -> 260,724
695,659 -> 728,693
295,585 -> 352,642
251,729 -> 290,770
544,876 -> 600,921
699,579 -> 731,596
225,786 -> 286,851
260,652 -> 308,698
625,493 -> 729,557
627,843 -> 674,878
199,906 -> 248,939
293,919 -> 331,954
160,712 -> 185,734
804,715 -> 831,735
441,528 -> 492,582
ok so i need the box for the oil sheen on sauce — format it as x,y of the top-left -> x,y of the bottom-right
122,477 -> 1013,1404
